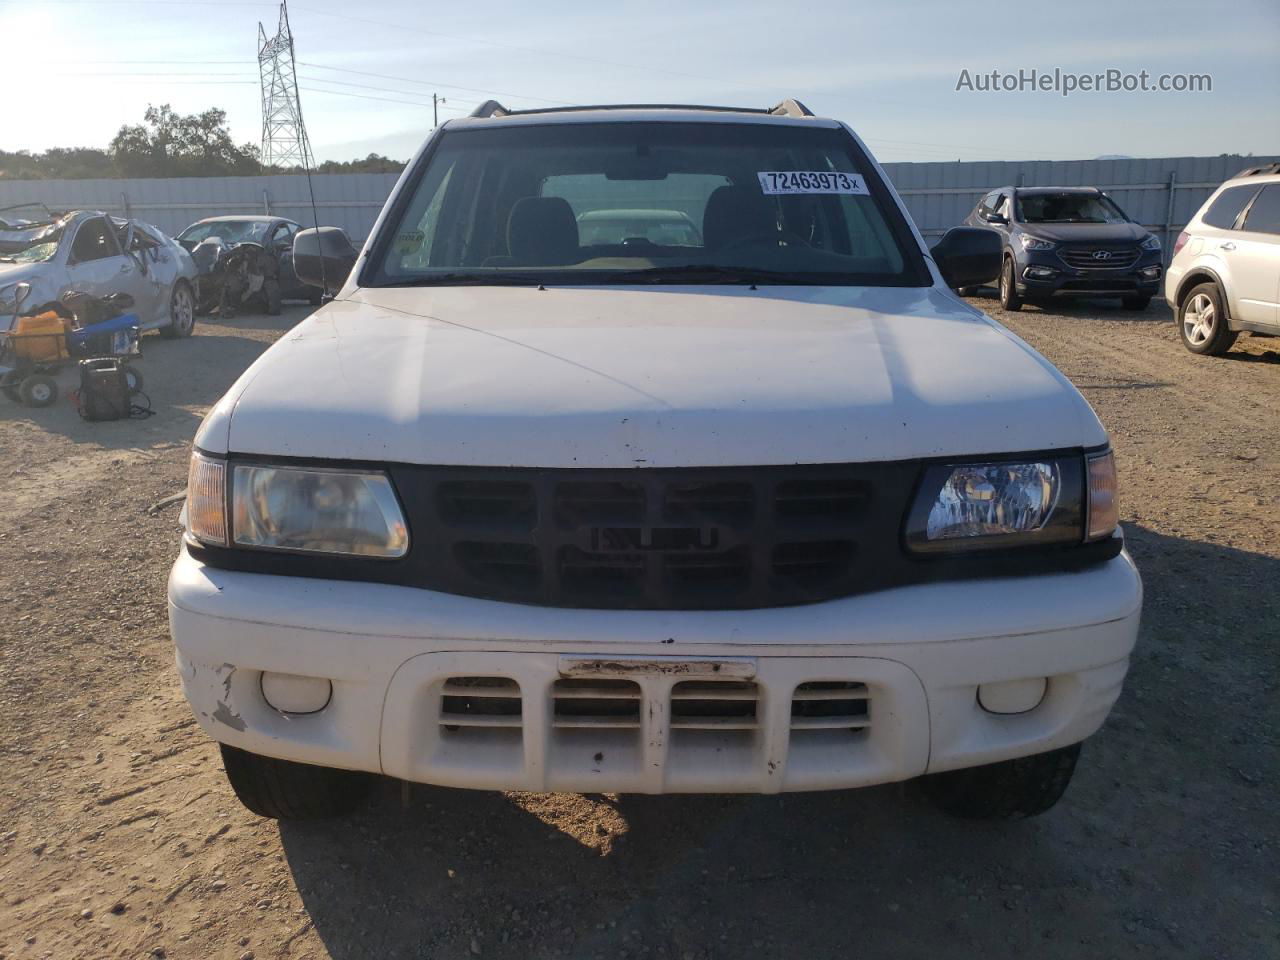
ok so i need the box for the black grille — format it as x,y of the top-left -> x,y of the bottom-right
384,463 -> 916,609
1058,245 -> 1141,270
193,458 -> 1122,610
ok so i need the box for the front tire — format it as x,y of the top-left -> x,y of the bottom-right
219,744 -> 372,820
263,278 -> 283,316
1178,282 -> 1237,355
999,257 -> 1022,311
160,281 -> 196,339
922,742 -> 1081,819
19,374 -> 58,408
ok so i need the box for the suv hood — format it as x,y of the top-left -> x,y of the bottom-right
202,285 -> 1104,467
1017,221 -> 1148,244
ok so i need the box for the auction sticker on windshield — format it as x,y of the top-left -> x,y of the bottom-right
758,171 -> 870,195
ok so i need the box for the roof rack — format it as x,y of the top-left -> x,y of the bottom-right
468,99 -> 815,119
1234,161 -> 1280,179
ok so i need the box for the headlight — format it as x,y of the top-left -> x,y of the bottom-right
905,455 -> 1085,554
1018,235 -> 1056,251
1139,233 -> 1161,251
185,454 -> 409,558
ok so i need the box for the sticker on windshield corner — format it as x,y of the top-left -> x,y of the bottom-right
395,230 -> 424,254
757,171 -> 870,195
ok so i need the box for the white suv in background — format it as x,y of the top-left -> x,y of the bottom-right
1166,163 -> 1280,356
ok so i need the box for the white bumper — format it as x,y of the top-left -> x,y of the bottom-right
169,548 -> 1142,794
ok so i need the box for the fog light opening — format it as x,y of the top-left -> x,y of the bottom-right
1023,265 -> 1058,280
260,672 -> 333,715
978,677 -> 1047,715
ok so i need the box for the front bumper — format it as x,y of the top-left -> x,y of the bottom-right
1018,249 -> 1163,299
169,547 -> 1142,794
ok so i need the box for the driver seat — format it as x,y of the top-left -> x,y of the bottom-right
702,185 -> 778,251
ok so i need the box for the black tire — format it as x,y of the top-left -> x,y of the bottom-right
1122,296 -> 1151,311
998,257 -> 1022,311
922,742 -> 1081,820
263,278 -> 283,316
219,743 -> 372,820
160,280 -> 196,339
123,366 -> 144,395
1178,282 -> 1237,356
19,374 -> 58,408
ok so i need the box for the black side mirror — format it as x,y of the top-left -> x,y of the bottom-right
984,212 -> 1009,225
293,226 -> 357,296
930,227 -> 1002,289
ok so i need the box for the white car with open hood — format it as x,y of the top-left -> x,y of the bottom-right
169,100 -> 1141,821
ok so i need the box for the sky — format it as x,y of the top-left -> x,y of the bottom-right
1,0 -> 1277,165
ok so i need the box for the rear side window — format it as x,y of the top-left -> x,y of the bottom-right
1201,185 -> 1261,229
1240,184 -> 1280,236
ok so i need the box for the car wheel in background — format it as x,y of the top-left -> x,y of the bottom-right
1178,282 -> 1237,356
219,744 -> 372,820
922,742 -> 1081,819
999,258 -> 1022,311
160,280 -> 196,339
18,374 -> 58,408
0,371 -> 21,403
264,278 -> 283,316
1122,296 -> 1151,311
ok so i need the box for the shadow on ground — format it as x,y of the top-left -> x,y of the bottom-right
276,524 -> 1277,960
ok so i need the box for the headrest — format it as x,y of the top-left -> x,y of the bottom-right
508,197 -> 579,265
702,185 -> 777,251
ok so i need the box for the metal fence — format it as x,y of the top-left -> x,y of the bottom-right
0,173 -> 400,243
2,154 -> 1275,255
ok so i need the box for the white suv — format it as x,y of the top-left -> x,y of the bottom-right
1166,163 -> 1280,355
171,100 -> 1142,822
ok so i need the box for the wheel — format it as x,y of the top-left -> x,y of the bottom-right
19,374 -> 58,408
922,742 -> 1081,819
998,257 -> 1022,311
123,366 -> 144,395
1122,296 -> 1151,311
160,281 -> 196,339
1,371 -> 21,403
263,278 -> 283,316
1178,282 -> 1237,356
219,744 -> 372,820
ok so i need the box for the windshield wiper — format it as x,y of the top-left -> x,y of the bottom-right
602,264 -> 811,285
375,272 -> 548,287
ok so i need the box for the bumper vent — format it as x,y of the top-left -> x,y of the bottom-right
670,680 -> 760,731
440,676 -> 522,731
552,678 -> 641,729
791,681 -> 870,733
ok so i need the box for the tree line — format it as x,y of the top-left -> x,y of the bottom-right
0,104 -> 406,180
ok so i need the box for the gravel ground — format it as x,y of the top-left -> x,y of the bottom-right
0,296 -> 1276,960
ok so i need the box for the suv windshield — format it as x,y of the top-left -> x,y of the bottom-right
367,121 -> 926,286
1019,193 -> 1129,224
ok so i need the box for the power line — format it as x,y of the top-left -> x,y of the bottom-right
297,62 -> 570,107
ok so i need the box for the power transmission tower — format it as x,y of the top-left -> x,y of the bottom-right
258,0 -> 313,169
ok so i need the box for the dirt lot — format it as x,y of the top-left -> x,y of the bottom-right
1,298 -> 1276,960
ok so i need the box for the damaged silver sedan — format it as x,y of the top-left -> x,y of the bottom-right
0,206 -> 198,338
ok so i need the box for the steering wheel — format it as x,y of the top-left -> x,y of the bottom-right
719,229 -> 812,251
